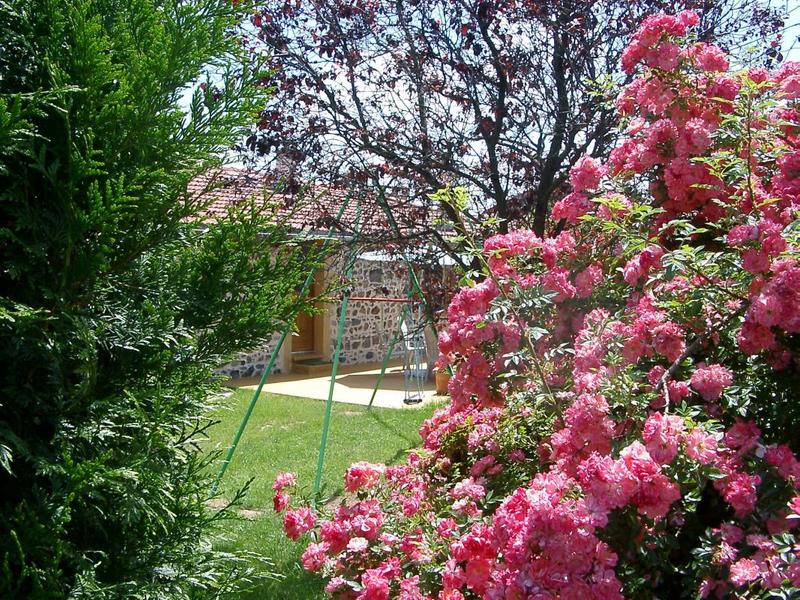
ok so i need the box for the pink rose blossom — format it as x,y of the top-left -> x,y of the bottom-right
300,542 -> 329,572
273,471 -> 297,492
729,558 -> 761,586
345,462 -> 385,492
642,412 -> 685,464
685,428 -> 718,464
283,507 -> 316,540
690,363 -> 733,401
272,491 -> 290,513
570,155 -> 607,191
347,536 -> 369,553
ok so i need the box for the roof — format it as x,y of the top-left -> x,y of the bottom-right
188,167 -> 431,240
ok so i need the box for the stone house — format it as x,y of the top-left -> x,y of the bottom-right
189,167 -> 435,379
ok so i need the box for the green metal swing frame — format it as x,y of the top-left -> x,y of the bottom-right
210,184 -> 432,504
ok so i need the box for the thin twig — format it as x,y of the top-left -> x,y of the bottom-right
655,307 -> 745,414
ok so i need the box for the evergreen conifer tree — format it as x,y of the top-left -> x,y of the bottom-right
0,1 -> 314,596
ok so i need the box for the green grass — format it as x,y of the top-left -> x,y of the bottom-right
206,389 -> 439,599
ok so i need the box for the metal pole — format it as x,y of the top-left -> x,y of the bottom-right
312,204 -> 362,504
209,193 -> 353,497
366,303 -> 409,410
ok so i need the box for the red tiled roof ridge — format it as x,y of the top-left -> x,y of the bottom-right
190,166 -> 432,239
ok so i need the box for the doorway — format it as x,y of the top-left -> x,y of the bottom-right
294,309 -> 315,353
290,268 -> 327,362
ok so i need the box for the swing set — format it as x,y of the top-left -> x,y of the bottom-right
209,185 -> 432,504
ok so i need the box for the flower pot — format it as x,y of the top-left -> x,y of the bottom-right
435,371 -> 451,395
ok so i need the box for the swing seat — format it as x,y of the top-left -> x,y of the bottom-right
400,316 -> 426,404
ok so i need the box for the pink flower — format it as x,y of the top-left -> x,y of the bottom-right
727,224 -> 758,245
666,380 -> 691,404
508,449 -> 526,462
300,542 -> 329,572
742,248 -> 770,273
280,29 -> 800,599
470,455 -> 499,477
729,558 -> 761,586
652,321 -> 686,362
575,264 -> 603,298
647,365 -> 666,386
634,12 -> 695,49
272,491 -> 290,513
273,471 -> 297,492
677,10 -> 700,27
570,155 -> 607,191
652,41 -> 681,71
283,507 -> 316,540
399,576 -> 425,600
642,412 -> 685,464
692,43 -> 729,72
349,500 -> 385,540
685,428 -> 718,464
707,76 -> 741,105
577,453 -> 637,510
464,558 -> 493,594
719,523 -> 744,545
437,518 -> 458,540
623,255 -> 644,286
542,267 -> 577,301
359,567 -> 391,600
724,419 -> 761,453
622,42 -> 645,73
320,519 -> 350,554
716,472 -> 761,517
345,462 -> 385,493
690,363 -> 733,401
325,576 -> 348,594
679,118 -> 715,154
749,294 -> 784,328
789,495 -> 800,516
764,444 -> 799,479
450,477 -> 486,501
621,441 -> 681,519
749,67 -> 769,83
489,472 -> 625,595
551,393 -> 615,471
737,320 -> 776,354
552,192 -> 593,223
779,74 -> 800,99
347,536 -> 369,553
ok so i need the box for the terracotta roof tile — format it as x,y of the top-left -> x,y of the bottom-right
188,167 -> 430,239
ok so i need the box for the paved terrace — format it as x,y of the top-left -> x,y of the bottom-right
227,360 -> 443,409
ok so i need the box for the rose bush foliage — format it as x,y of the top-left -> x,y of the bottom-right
275,12 -> 800,599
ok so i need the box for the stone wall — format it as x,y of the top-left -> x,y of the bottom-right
330,255 -> 409,365
218,253 -> 418,379
216,330 -> 285,379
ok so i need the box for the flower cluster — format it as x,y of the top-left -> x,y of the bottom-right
277,13 -> 800,599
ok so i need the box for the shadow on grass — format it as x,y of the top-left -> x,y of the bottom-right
365,407 -> 425,447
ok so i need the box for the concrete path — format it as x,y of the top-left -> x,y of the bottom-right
228,361 -> 443,409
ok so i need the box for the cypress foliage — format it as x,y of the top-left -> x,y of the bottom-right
0,0 -> 314,596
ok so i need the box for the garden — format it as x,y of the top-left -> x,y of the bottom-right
1,1 -> 799,599
208,390 -> 439,599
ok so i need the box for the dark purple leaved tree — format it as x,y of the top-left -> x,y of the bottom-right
242,0 -> 784,248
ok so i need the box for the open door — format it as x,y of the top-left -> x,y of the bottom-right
290,267 -> 331,375
294,309 -> 315,353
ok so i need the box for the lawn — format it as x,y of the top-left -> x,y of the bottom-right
206,389 -> 440,599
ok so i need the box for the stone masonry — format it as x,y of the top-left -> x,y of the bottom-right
218,254 -> 414,378
216,330 -> 285,379
330,255 -> 409,365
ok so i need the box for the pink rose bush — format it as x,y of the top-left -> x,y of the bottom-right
276,13 -> 800,598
